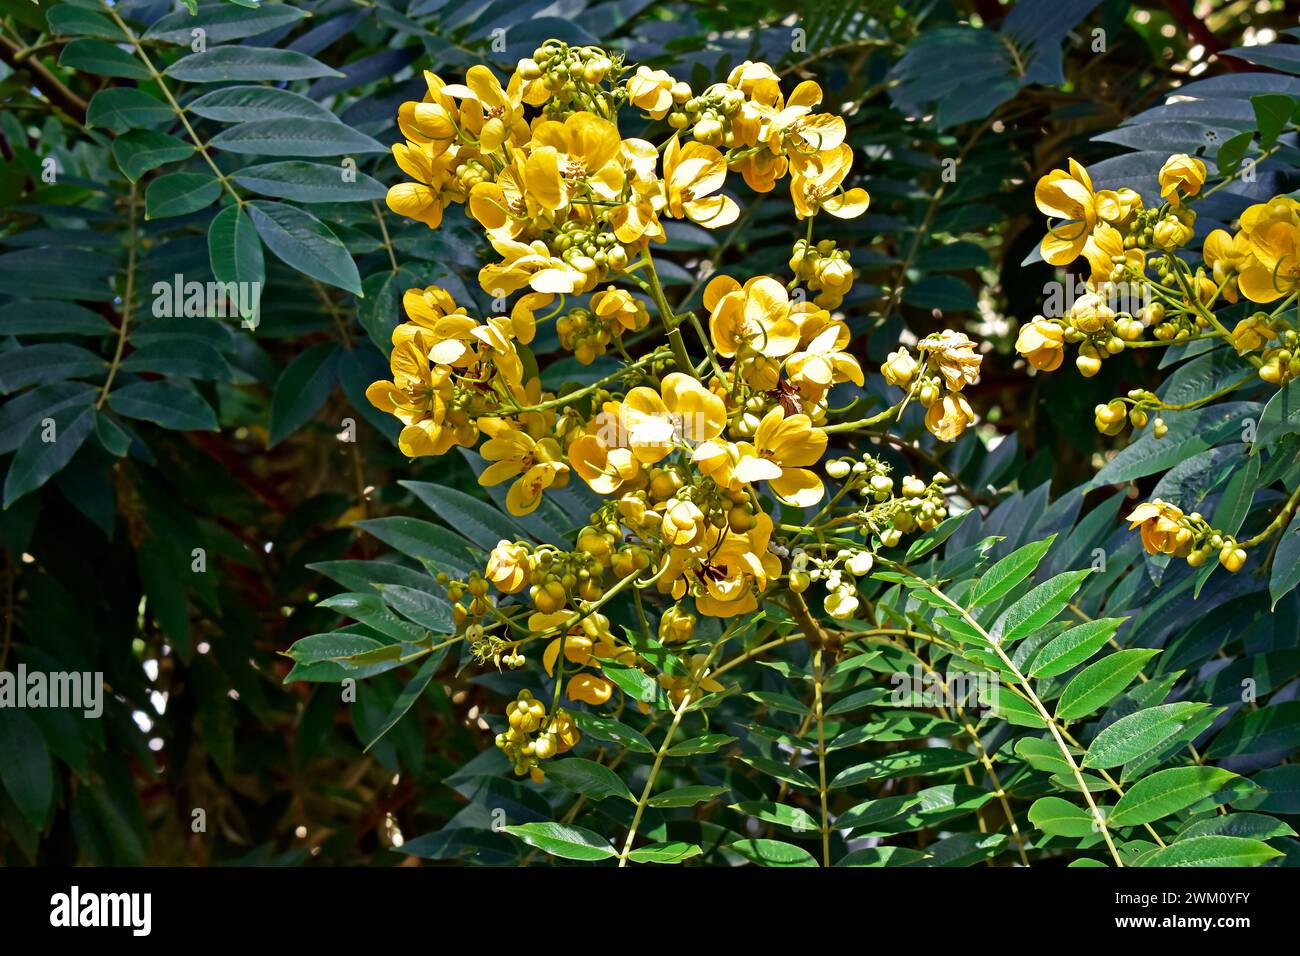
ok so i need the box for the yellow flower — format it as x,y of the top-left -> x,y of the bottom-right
486,540 -> 531,593
693,515 -> 781,617
1035,159 -> 1096,265
1231,315 -> 1275,354
733,407 -> 827,507
468,152 -> 532,239
591,287 -> 649,334
626,65 -> 676,119
568,427 -> 641,495
620,372 -> 728,464
1067,292 -> 1115,335
1093,187 -> 1143,227
658,605 -> 696,644
924,391 -> 976,442
1127,500 -> 1193,558
783,312 -> 864,400
727,60 -> 782,102
705,275 -> 803,359
789,145 -> 869,219
662,134 -> 739,228
881,347 -> 918,388
479,236 -> 589,295
477,418 -> 570,515
1158,154 -> 1206,203
525,111 -> 625,210
610,138 -> 666,243
1083,221 -> 1144,286
1238,220 -> 1300,304
1015,318 -> 1066,371
921,330 -> 982,391
567,673 -> 614,706
1203,229 -> 1251,302
507,291 -> 553,345
661,497 -> 706,547
1239,196 -> 1300,249
386,141 -> 455,229
397,71 -> 460,153
441,65 -> 527,152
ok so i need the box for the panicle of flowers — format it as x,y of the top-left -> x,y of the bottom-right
368,42 -> 975,777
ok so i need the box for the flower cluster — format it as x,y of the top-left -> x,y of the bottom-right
369,44 -> 979,771
1016,153 -> 1299,398
1016,152 -> 1299,573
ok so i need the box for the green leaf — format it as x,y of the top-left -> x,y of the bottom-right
1029,617 -> 1124,678
601,662 -> 660,705
1205,700 -> 1300,759
86,88 -> 172,130
730,800 -> 818,832
3,404 -> 95,507
247,201 -> 362,295
1251,93 -> 1296,148
544,758 -> 635,803
502,823 -> 615,861
207,205 -> 264,323
353,516 -> 475,576
647,784 -> 728,808
0,301 -> 114,337
626,842 -> 702,864
1056,649 -> 1160,721
1269,510 -> 1300,608
187,86 -> 338,123
1255,379 -> 1300,450
362,647 -> 447,752
837,846 -> 929,866
994,569 -> 1091,644
0,344 -> 105,393
1141,835 -> 1282,867
284,632 -> 387,664
666,734 -> 736,757
1110,767 -> 1239,827
375,584 -> 453,632
1083,703 -> 1208,769
211,118 -> 386,157
46,6 -> 125,40
58,38 -> 149,79
165,47 -> 343,83
830,748 -> 977,787
399,481 -> 526,550
739,754 -> 817,790
0,709 -> 53,828
317,592 -> 425,643
112,130 -> 194,182
144,4 -> 309,43
568,712 -> 653,754
232,161 -> 387,203
268,342 -> 338,446
727,838 -> 818,867
1216,130 -> 1253,176
106,380 -> 218,431
971,537 -> 1057,606
145,171 -> 221,219
1028,796 -> 1096,837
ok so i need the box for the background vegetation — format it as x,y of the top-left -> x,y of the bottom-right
1,0 -> 1298,866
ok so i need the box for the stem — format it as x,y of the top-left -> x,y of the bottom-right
811,647 -> 831,867
640,249 -> 693,374
97,184 -> 138,409
617,628 -> 730,866
893,562 -> 1125,867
